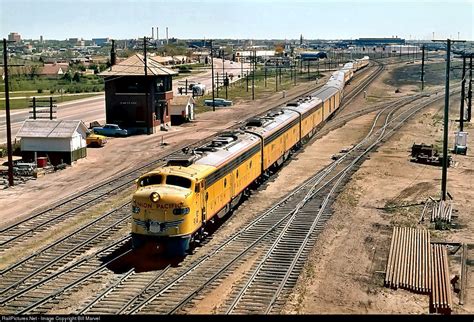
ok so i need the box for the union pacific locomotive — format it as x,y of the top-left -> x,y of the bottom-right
131,56 -> 370,255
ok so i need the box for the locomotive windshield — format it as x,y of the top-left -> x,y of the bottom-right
139,174 -> 163,187
166,175 -> 192,189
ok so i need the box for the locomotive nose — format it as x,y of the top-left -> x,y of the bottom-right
131,187 -> 191,235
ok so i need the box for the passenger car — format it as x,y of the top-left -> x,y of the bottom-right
92,124 -> 128,137
204,98 -> 233,107
86,132 -> 108,147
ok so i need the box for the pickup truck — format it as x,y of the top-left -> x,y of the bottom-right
204,98 -> 233,107
92,124 -> 128,137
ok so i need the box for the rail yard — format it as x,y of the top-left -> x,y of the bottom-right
1,6 -> 473,315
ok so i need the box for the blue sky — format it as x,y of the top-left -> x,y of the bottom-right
0,0 -> 472,41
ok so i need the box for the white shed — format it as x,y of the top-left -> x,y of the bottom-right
169,95 -> 195,125
16,119 -> 88,165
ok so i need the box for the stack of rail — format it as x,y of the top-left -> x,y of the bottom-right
430,200 -> 453,223
384,226 -> 431,293
430,243 -> 453,314
384,226 -> 453,314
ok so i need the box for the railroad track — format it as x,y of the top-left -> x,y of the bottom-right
0,61 -> 380,256
44,88 -> 452,315
0,235 -> 131,315
0,202 -> 130,301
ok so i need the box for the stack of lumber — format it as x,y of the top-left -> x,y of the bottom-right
430,200 -> 453,223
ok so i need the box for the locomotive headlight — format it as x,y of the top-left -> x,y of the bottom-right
150,192 -> 160,203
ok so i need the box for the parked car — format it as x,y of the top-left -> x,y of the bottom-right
92,124 -> 128,137
204,98 -> 233,107
86,132 -> 108,147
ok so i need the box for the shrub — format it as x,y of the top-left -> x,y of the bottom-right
37,89 -> 43,93
50,89 -> 55,94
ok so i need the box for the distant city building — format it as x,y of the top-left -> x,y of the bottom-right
92,38 -> 110,46
8,32 -> 21,43
235,50 -> 275,63
68,38 -> 79,44
354,37 -> 405,46
40,35 -> 44,43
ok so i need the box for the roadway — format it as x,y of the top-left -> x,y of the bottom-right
0,59 -> 251,144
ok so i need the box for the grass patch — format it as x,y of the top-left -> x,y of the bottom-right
0,93 -> 103,110
385,61 -> 462,88
0,76 -> 104,95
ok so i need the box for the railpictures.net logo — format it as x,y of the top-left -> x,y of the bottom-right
1,317 -> 100,322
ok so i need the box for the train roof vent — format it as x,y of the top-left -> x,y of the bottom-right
246,118 -> 263,127
220,131 -> 240,139
286,102 -> 299,107
195,146 -> 217,153
210,135 -> 235,147
267,110 -> 284,117
166,154 -> 198,167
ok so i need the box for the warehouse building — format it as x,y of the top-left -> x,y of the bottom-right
16,119 -> 88,166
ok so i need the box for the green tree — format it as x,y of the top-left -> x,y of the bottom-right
72,72 -> 81,82
63,71 -> 73,82
28,65 -> 41,80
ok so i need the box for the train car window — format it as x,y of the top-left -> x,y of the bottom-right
166,175 -> 192,189
224,178 -> 227,188
236,170 -> 239,178
205,192 -> 209,201
139,175 -> 163,187
249,160 -> 253,169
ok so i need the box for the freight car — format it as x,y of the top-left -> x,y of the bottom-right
131,56 -> 370,256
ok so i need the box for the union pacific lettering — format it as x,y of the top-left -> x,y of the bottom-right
135,200 -> 181,210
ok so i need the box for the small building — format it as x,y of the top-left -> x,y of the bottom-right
100,54 -> 178,134
169,95 -> 195,125
16,119 -> 88,166
39,63 -> 69,78
151,55 -> 174,65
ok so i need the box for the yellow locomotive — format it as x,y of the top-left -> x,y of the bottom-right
131,56 -> 369,256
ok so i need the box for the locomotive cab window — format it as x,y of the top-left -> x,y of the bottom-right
139,174 -> 163,187
166,175 -> 192,189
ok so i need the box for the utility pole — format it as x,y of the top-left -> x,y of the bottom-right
421,45 -> 425,91
275,63 -> 278,92
264,66 -> 267,87
210,39 -> 215,111
252,50 -> 255,100
216,72 -> 219,97
143,36 -> 151,135
294,60 -> 297,85
468,55 -> 472,122
460,55 -> 466,131
225,72 -> 228,100
2,38 -> 14,187
433,38 -> 466,201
